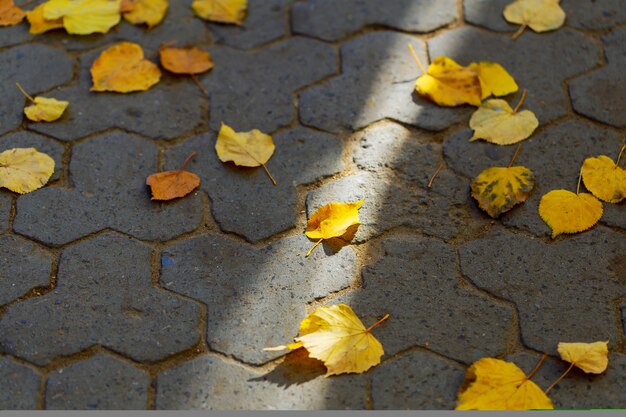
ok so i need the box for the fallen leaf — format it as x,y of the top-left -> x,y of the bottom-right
192,0 -> 246,25
159,46 -> 214,74
538,189 -> 603,238
470,95 -> 538,145
215,122 -> 276,185
146,152 -> 200,200
581,147 -> 626,203
470,61 -> 520,100
26,3 -> 64,34
16,82 -> 69,123
122,0 -> 167,28
264,304 -> 389,376
90,42 -> 162,93
456,357 -> 553,410
0,148 -> 55,194
472,166 -> 535,218
504,0 -> 566,39
305,200 -> 363,257
557,341 -> 609,374
0,0 -> 25,26
43,0 -> 121,35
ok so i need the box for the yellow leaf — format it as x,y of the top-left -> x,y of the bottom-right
192,0 -> 246,25
557,341 -> 609,374
264,304 -> 388,376
159,46 -> 214,75
24,97 -> 69,122
306,200 -> 363,240
456,358 -> 553,410
90,42 -> 161,93
26,3 -> 64,34
470,62 -> 520,100
43,0 -> 121,35
470,99 -> 538,145
581,153 -> 626,203
471,166 -> 535,218
504,0 -> 566,38
122,0 -> 167,28
538,190 -> 603,238
0,148 -> 55,194
0,0 -> 25,26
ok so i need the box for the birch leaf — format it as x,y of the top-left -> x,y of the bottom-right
0,148 -> 55,194
557,341 -> 609,374
471,166 -> 535,218
538,190 -> 603,238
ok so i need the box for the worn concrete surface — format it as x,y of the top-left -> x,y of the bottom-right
0,0 -> 624,410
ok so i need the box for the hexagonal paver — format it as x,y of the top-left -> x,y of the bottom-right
459,227 -> 626,355
443,120 -> 625,236
564,0 -> 626,30
299,31 -> 469,133
0,356 -> 40,410
0,232 -> 201,365
0,235 -> 52,306
160,233 -> 356,364
292,0 -> 457,41
14,131 -> 202,246
0,44 -> 74,136
330,235 -> 513,364
46,354 -> 149,410
0,192 -> 12,233
164,127 -> 343,242
155,353 -> 367,409
428,27 -> 599,125
464,0 -> 516,32
0,131 -> 65,182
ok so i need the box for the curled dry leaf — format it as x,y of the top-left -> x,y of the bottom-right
122,0 -> 168,28
504,0 -> 566,39
43,0 -> 121,35
26,4 -> 64,34
0,0 -> 25,26
0,148 -> 55,194
91,42 -> 162,93
305,200 -> 363,257
264,304 -> 389,377
17,83 -> 68,122
557,341 -> 609,374
581,147 -> 626,203
159,46 -> 214,74
470,93 -> 538,145
472,166 -> 535,218
192,0 -> 246,25
538,190 -> 603,238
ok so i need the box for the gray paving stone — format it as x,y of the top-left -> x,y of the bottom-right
46,354 -> 149,410
14,131 -> 202,246
563,0 -> 626,30
160,233 -> 356,364
443,121 -> 624,236
0,232 -> 201,365
299,31 -> 469,133
155,353 -> 367,409
292,0 -> 457,41
0,356 -> 40,410
0,235 -> 52,306
0,192 -> 12,233
459,227 -> 626,355
371,351 -> 465,409
164,127 -> 343,242
602,27 -> 626,64
0,131 -> 64,181
331,236 -> 513,364
0,44 -> 74,136
463,0 -> 515,32
428,27 -> 599,125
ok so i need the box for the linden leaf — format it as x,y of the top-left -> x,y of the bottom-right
146,171 -> 200,200
43,0 -> 121,35
0,0 -> 25,26
456,358 -> 553,410
471,166 -> 535,218
504,0 -> 566,39
122,0 -> 167,28
557,341 -> 609,374
0,148 -> 55,194
90,42 -> 161,93
192,0 -> 246,25
305,200 -> 363,257
26,4 -> 64,34
159,46 -> 214,75
581,152 -> 626,203
538,190 -> 603,238
264,304 -> 389,377
470,62 -> 519,100
24,97 -> 69,122
470,99 -> 538,145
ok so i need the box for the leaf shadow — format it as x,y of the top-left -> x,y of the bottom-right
319,224 -> 360,256
250,348 -> 326,388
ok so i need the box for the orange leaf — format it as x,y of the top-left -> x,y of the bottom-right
146,170 -> 200,200
159,46 -> 214,75
0,0 -> 25,26
26,3 -> 64,34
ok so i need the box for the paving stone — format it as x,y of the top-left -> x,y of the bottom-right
0,235 -> 52,306
46,354 -> 149,410
299,31 -> 469,133
563,0 -> 626,30
0,44 -> 74,137
164,127 -> 343,242
463,0 -> 515,32
428,27 -> 599,125
0,356 -> 40,410
602,27 -> 626,64
459,227 -> 626,355
331,236 -> 513,364
0,131 -> 64,181
371,351 -> 465,409
14,131 -> 202,246
292,0 -> 457,41
0,232 -> 201,365
443,121 -> 624,235
160,233 -> 356,365
0,192 -> 12,233
155,353 -> 367,409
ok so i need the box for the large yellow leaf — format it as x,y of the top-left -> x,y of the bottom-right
538,190 -> 603,238
159,46 -> 213,75
192,0 -> 246,25
122,0 -> 167,28
504,0 -> 565,38
470,62 -> 519,100
24,97 -> 69,122
470,99 -> 538,145
471,166 -> 535,218
557,341 -> 609,374
456,358 -> 553,410
43,0 -> 121,35
265,304 -> 388,376
0,148 -> 55,194
581,154 -> 626,203
0,0 -> 25,26
90,42 -> 161,93
26,3 -> 64,34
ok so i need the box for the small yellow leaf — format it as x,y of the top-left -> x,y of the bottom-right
43,0 -> 121,35
192,0 -> 246,25
415,56 -> 482,107
24,97 -> 69,122
0,0 -> 25,26
306,200 -> 363,240
90,42 -> 162,93
456,358 -> 553,410
470,99 -> 538,145
581,154 -> 626,203
470,62 -> 519,100
0,148 -> 55,194
504,0 -> 566,36
471,166 -> 535,218
159,46 -> 214,75
215,123 -> 274,167
557,341 -> 609,374
26,3 -> 64,34
122,0 -> 167,28
538,190 -> 603,238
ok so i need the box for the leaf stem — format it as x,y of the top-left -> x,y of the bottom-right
191,74 -> 209,97
545,362 -> 575,395
512,23 -> 527,40
408,43 -> 427,75
305,238 -> 323,257
366,313 -> 390,332
261,163 -> 277,186
526,353 -> 548,381
427,161 -> 445,188
508,143 -> 523,168
513,89 -> 527,114
15,83 -> 35,103
576,166 -> 583,195
616,143 -> 625,167
179,151 -> 197,171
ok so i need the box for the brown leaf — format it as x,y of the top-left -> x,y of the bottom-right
146,170 -> 200,200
